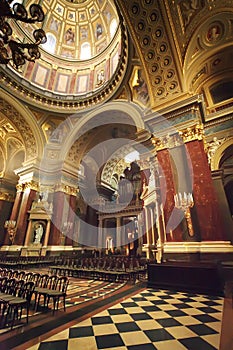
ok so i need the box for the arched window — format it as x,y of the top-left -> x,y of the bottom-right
110,18 -> 118,39
210,81 -> 233,104
80,42 -> 91,60
42,33 -> 56,54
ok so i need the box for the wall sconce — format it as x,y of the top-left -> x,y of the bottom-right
174,192 -> 194,236
4,220 -> 17,244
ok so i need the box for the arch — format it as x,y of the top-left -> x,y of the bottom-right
44,101 -> 146,165
0,89 -> 46,162
212,137 -> 233,170
183,12 -> 233,92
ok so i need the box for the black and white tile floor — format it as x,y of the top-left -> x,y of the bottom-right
28,288 -> 223,350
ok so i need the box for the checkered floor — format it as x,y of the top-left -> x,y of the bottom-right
28,288 -> 223,350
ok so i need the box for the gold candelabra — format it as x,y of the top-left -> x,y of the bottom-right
4,220 -> 17,244
174,192 -> 194,237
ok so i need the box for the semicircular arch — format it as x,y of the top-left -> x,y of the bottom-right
212,137 -> 233,171
0,89 -> 46,162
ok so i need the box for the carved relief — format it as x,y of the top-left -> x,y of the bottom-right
0,99 -> 37,161
179,0 -> 203,28
206,137 -> 225,170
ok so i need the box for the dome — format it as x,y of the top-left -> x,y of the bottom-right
4,0 -> 125,105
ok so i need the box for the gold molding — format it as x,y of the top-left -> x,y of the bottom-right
0,192 -> 15,202
152,124 -> 204,150
54,184 -> 78,196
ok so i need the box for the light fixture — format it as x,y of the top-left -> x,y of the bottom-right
0,0 -> 47,69
174,192 -> 194,236
4,220 -> 17,244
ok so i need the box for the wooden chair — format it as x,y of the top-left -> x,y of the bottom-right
5,281 -> 35,328
32,274 -> 49,309
45,276 -> 69,315
35,275 -> 58,311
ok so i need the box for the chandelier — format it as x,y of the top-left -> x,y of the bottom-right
0,0 -> 47,69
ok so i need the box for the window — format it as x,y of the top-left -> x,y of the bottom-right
42,33 -> 56,54
210,81 -> 233,104
80,42 -> 91,60
110,18 -> 118,39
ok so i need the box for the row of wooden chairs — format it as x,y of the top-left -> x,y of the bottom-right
33,274 -> 69,314
0,268 -> 69,321
0,276 -> 34,328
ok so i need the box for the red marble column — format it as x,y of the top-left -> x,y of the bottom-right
157,149 -> 183,242
10,189 -> 23,221
16,188 -> 37,245
186,140 -> 225,241
49,191 -> 65,245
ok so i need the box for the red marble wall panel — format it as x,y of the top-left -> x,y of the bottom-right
186,140 -> 225,241
69,73 -> 76,93
10,191 -> 23,221
65,194 -> 76,246
25,62 -> 35,80
16,189 -> 37,245
48,69 -> 57,91
50,191 -> 65,245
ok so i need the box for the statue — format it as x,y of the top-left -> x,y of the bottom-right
34,223 -> 44,244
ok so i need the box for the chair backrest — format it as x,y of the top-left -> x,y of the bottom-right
0,276 -> 8,292
45,275 -> 58,290
37,274 -> 49,287
31,273 -> 41,286
7,269 -> 14,278
18,271 -> 26,279
5,278 -> 16,294
14,279 -> 25,296
24,272 -> 33,282
55,276 -> 69,293
11,270 -> 19,278
19,281 -> 35,302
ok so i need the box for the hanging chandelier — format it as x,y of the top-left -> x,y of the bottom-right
0,0 -> 47,69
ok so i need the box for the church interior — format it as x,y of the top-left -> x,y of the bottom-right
0,0 -> 233,349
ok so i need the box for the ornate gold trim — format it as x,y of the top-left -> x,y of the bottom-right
152,124 -> 204,150
54,184 -> 78,196
0,192 -> 15,202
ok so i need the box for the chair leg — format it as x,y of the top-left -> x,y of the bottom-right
63,296 -> 66,312
36,294 -> 41,312
52,298 -> 56,315
26,304 -> 29,323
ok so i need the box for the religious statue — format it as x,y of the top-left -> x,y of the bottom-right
34,223 -> 44,244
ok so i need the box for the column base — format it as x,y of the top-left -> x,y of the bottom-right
163,241 -> 233,262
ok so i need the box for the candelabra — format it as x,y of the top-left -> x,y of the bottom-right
0,0 -> 47,68
60,222 -> 73,245
174,192 -> 194,237
4,220 -> 17,244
